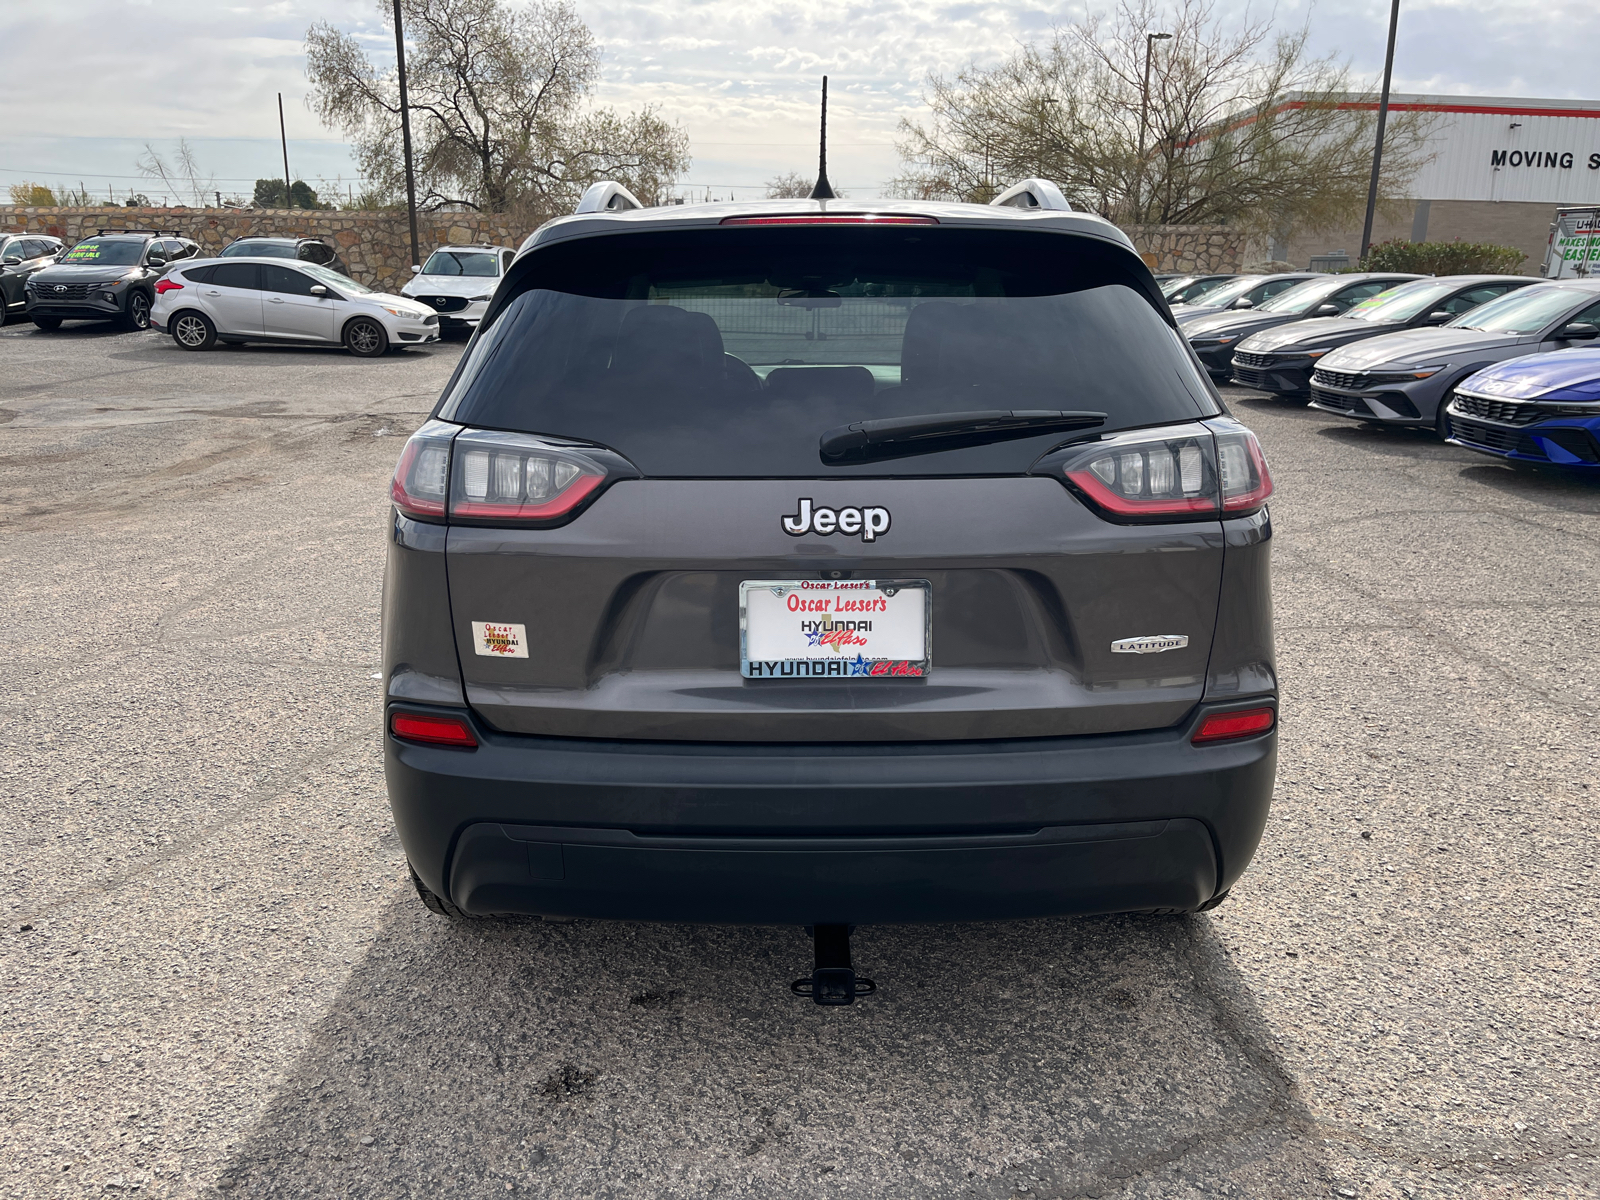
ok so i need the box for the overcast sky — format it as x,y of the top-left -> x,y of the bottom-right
3,0 -> 1598,203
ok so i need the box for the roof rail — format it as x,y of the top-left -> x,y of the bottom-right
989,179 -> 1072,212
95,228 -> 183,236
575,182 -> 645,215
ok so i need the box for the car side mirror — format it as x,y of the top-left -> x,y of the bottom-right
1230,297 -> 1254,309
1559,322 -> 1600,340
310,284 -> 329,297
1314,303 -> 1340,316
147,255 -> 166,267
410,264 -> 422,274
1424,310 -> 1453,325
1,255 -> 20,266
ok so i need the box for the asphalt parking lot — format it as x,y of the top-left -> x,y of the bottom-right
2,321 -> 1597,1200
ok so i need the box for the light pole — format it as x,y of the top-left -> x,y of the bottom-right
1359,0 -> 1402,262
1138,32 -> 1172,219
1037,96 -> 1058,178
393,0 -> 420,268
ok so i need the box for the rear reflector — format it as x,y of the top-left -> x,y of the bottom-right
390,711 -> 478,748
1192,707 -> 1275,744
720,215 -> 939,226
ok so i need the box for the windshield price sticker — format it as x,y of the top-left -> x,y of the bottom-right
64,244 -> 103,261
740,579 -> 930,679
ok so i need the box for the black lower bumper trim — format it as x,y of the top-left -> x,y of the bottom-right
449,818 -> 1218,923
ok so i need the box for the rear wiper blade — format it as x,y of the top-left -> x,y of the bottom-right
819,409 -> 1106,465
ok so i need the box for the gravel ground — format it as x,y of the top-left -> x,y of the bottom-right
1,320 -> 1596,1199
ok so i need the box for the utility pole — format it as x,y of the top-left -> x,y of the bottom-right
278,93 -> 293,209
1137,32 -> 1172,221
393,0 -> 421,264
1360,0 -> 1402,262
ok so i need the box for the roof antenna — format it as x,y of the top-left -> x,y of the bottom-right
810,76 -> 836,200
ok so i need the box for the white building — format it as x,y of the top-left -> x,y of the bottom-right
1282,94 -> 1600,272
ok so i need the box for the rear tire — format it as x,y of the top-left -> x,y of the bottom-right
122,290 -> 152,331
343,316 -> 388,358
1196,889 -> 1231,912
31,315 -> 62,331
408,863 -> 475,919
171,310 -> 217,351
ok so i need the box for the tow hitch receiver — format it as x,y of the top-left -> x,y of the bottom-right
791,924 -> 876,1006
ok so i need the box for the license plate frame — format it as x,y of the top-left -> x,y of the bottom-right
739,578 -> 931,680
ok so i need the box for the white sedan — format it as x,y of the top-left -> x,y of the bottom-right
151,257 -> 440,356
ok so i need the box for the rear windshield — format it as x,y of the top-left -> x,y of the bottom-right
438,227 -> 1217,477
221,241 -> 295,259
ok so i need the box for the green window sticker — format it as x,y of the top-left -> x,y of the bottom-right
64,244 -> 103,261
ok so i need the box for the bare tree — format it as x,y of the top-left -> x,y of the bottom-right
305,0 -> 690,218
136,139 -> 216,208
891,0 -> 1433,238
765,171 -> 845,199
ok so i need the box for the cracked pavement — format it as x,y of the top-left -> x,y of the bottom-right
1,321 -> 1596,1198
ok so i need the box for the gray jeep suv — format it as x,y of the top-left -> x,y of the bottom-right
383,183 -> 1277,983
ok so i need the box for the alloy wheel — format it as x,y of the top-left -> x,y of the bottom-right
129,293 -> 151,330
174,314 -> 210,348
347,320 -> 383,355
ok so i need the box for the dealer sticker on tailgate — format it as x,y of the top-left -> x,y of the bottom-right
740,579 -> 931,679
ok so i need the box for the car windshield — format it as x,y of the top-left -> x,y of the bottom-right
422,250 -> 498,276
1257,277 -> 1346,314
1450,285 -> 1588,335
438,227 -> 1217,477
1168,276 -> 1236,304
1344,280 -> 1458,323
1179,275 -> 1260,308
221,241 -> 296,259
61,239 -> 144,266
301,262 -> 372,294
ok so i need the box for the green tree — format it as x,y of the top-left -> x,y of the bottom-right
252,179 -> 332,209
892,0 -> 1433,239
304,0 -> 690,219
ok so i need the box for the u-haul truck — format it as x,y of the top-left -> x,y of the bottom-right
1545,207 -> 1600,278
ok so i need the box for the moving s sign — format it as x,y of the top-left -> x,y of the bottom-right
1491,149 -> 1600,170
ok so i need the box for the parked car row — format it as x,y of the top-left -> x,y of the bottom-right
1210,269 -> 1600,473
1,226 -> 518,355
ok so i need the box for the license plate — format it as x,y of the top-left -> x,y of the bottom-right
740,579 -> 931,679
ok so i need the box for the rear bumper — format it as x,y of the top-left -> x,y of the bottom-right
386,700 -> 1277,924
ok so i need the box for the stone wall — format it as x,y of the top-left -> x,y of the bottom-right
1119,224 -> 1254,273
0,206 -> 541,291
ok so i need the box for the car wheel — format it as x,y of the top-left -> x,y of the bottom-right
31,315 -> 62,331
343,316 -> 388,358
408,863 -> 476,919
122,290 -> 152,331
171,310 -> 217,351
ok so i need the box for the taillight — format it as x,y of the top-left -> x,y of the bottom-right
155,279 -> 183,294
720,215 -> 939,226
1038,425 -> 1218,522
447,429 -> 636,526
390,711 -> 478,748
1192,707 -> 1275,744
1032,419 -> 1273,524
390,421 -> 455,520
1213,423 -> 1274,514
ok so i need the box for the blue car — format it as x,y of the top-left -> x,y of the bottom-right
1447,347 -> 1600,471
